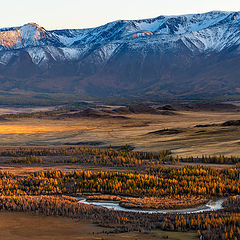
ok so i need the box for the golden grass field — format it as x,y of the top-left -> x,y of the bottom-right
0,110 -> 240,157
0,212 -> 197,240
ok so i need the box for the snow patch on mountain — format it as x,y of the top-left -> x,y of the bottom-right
0,51 -> 16,65
27,47 -> 48,65
60,47 -> 84,60
97,43 -> 120,62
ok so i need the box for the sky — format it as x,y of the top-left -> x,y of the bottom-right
1,0 -> 240,30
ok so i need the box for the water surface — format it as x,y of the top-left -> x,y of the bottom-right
78,198 -> 225,214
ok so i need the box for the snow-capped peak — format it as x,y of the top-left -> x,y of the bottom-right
122,11 -> 240,36
0,23 -> 47,49
19,23 -> 46,41
0,11 -> 240,54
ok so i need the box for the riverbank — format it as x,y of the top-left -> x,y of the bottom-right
78,194 -> 209,211
78,198 -> 225,214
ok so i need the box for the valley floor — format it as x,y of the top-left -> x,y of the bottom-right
0,104 -> 239,239
0,212 -> 197,240
0,109 -> 240,157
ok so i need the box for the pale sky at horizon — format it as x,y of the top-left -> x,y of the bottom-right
1,0 -> 240,30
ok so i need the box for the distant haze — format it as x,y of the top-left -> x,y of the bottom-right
1,0 -> 240,30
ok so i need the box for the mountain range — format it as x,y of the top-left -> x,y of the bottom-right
0,11 -> 240,100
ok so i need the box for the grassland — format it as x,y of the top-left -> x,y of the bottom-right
0,212 -> 198,240
0,109 -> 240,157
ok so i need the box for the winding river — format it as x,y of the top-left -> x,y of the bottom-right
78,198 -> 225,214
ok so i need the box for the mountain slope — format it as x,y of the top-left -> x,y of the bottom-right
0,11 -> 240,99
